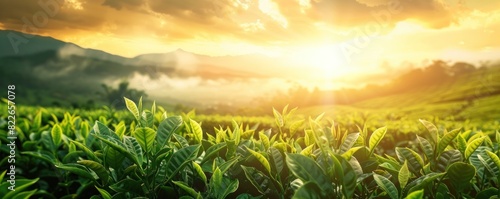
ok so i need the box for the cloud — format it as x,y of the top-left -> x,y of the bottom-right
147,0 -> 239,23
258,0 -> 288,28
102,0 -> 144,10
0,0 -> 493,58
240,20 -> 265,32
302,0 -> 457,30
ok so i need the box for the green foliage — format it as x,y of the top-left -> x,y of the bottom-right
2,97 -> 499,199
373,173 -> 398,199
447,162 -> 476,196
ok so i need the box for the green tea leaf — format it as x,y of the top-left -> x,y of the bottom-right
2,178 -> 39,199
289,119 -> 305,138
273,108 -> 284,127
399,160 -> 410,188
436,150 -> 462,172
465,136 -> 485,160
373,173 -> 399,199
93,135 -> 139,167
247,147 -> 271,175
190,119 -> 203,144
341,146 -> 363,160
156,116 -> 183,149
11,189 -> 37,199
51,124 -> 63,147
260,131 -> 270,150
140,110 -> 154,128
476,187 -> 498,199
201,143 -> 227,164
104,147 -> 125,170
55,163 -> 96,180
109,178 -> 143,195
396,147 -> 423,175
369,127 -> 387,155
173,181 -> 201,198
124,136 -> 144,164
291,182 -> 323,199
436,128 -> 460,157
95,186 -> 112,199
419,119 -> 438,144
477,154 -> 499,179
21,151 -> 56,164
334,154 -> 357,199
416,136 -> 433,162
447,162 -> 475,192
134,127 -> 156,153
32,111 -> 42,130
78,160 -> 109,185
286,154 -> 332,193
456,134 -> 467,155
93,122 -> 121,142
341,133 -> 360,154
406,172 -> 445,195
164,145 -> 200,183
71,140 -> 99,161
405,189 -> 424,199
269,147 -> 284,174
192,162 -> 207,184
124,97 -> 140,121
241,165 -> 276,195
485,150 -> 500,171
210,167 -> 239,199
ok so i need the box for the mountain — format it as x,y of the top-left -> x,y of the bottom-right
0,30 -> 129,64
0,30 -> 67,57
0,30 -> 279,107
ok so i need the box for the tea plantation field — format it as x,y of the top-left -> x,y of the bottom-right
1,98 -> 499,199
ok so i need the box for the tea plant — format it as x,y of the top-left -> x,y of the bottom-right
1,98 -> 499,198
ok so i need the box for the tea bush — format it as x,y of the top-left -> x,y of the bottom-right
1,98 -> 499,198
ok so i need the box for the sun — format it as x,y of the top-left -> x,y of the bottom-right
289,44 -> 349,80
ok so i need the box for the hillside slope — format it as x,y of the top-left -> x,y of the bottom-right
300,63 -> 500,122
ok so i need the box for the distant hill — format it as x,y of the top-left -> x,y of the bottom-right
0,30 -> 128,63
0,30 -> 276,107
297,61 -> 500,121
0,30 -> 67,57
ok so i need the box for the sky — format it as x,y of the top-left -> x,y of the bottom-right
1,0 -> 500,76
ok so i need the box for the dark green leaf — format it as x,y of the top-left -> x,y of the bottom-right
291,182 -> 323,199
78,160 -> 109,185
373,173 -> 398,199
340,133 -> 360,154
286,154 -> 332,193
436,150 -> 462,172
156,116 -> 183,150
241,165 -> 276,195
164,145 -> 200,183
396,147 -> 423,175
447,162 -> 475,192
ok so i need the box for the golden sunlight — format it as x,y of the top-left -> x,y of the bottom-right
290,44 -> 348,80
